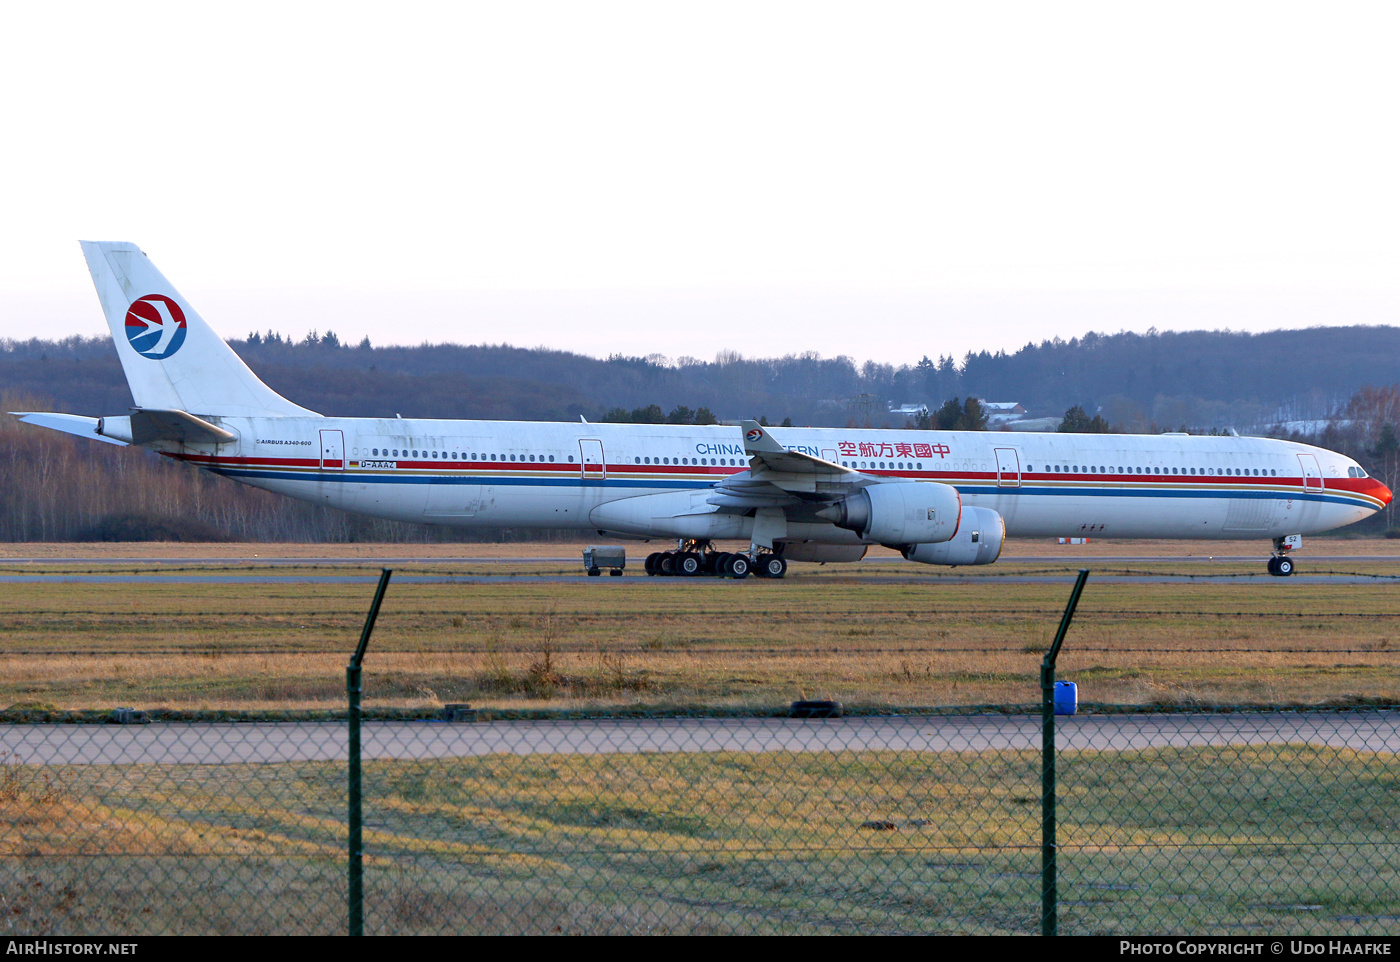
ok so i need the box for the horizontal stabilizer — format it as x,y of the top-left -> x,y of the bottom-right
127,409 -> 237,445
13,409 -> 236,447
12,412 -> 127,445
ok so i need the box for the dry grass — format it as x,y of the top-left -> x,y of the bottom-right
1,542 -> 1399,711
4,745 -> 1399,933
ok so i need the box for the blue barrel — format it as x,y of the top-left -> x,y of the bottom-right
1054,681 -> 1078,716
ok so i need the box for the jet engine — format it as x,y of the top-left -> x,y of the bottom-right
902,506 -> 1005,566
816,481 -> 961,545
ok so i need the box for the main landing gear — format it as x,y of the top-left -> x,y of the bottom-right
1267,535 -> 1302,577
644,541 -> 788,579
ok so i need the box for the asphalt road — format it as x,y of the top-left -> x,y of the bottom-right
3,555 -> 1399,564
2,554 -> 1395,585
0,572 -> 1393,584
4,713 -> 1398,765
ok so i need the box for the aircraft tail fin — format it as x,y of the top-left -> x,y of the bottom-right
80,241 -> 318,418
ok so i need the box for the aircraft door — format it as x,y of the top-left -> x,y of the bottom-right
319,430 -> 345,470
1298,454 -> 1322,492
579,439 -> 606,480
994,447 -> 1022,487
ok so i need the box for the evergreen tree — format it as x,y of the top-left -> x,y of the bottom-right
1058,405 -> 1111,433
629,404 -> 665,423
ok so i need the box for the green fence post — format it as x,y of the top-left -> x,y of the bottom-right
1042,568 -> 1088,937
349,568 -> 392,937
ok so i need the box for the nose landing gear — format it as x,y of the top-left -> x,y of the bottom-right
1267,535 -> 1301,576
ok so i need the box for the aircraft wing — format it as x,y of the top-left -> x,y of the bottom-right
737,420 -> 856,478
707,420 -> 874,509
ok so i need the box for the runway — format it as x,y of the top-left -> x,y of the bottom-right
1,553 -> 1395,585
4,712 -> 1397,765
1,571 -> 1395,585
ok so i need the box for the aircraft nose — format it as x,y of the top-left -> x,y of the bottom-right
1373,478 -> 1393,508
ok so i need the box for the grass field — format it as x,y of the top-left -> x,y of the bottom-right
4,739 -> 1397,934
3,540 -> 1400,712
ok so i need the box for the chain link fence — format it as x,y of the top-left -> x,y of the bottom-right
3,709 -> 1400,935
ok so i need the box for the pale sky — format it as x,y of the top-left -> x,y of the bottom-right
3,2 -> 1398,366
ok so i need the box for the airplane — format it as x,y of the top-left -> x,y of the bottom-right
13,241 -> 1393,579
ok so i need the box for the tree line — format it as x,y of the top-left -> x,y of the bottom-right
7,324 -> 1400,431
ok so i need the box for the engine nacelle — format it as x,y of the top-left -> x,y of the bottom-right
588,489 -> 750,540
818,481 -> 961,545
902,506 -> 1005,566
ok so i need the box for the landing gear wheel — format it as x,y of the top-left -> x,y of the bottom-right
658,553 -> 677,576
726,554 -> 751,580
1267,557 -> 1279,575
710,552 -> 731,575
1276,557 -> 1294,577
645,552 -> 661,576
678,552 -> 702,576
756,553 -> 787,579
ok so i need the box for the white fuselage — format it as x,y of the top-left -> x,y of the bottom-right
174,418 -> 1389,544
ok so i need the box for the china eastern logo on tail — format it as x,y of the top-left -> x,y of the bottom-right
745,428 -> 765,443
124,295 -> 187,359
